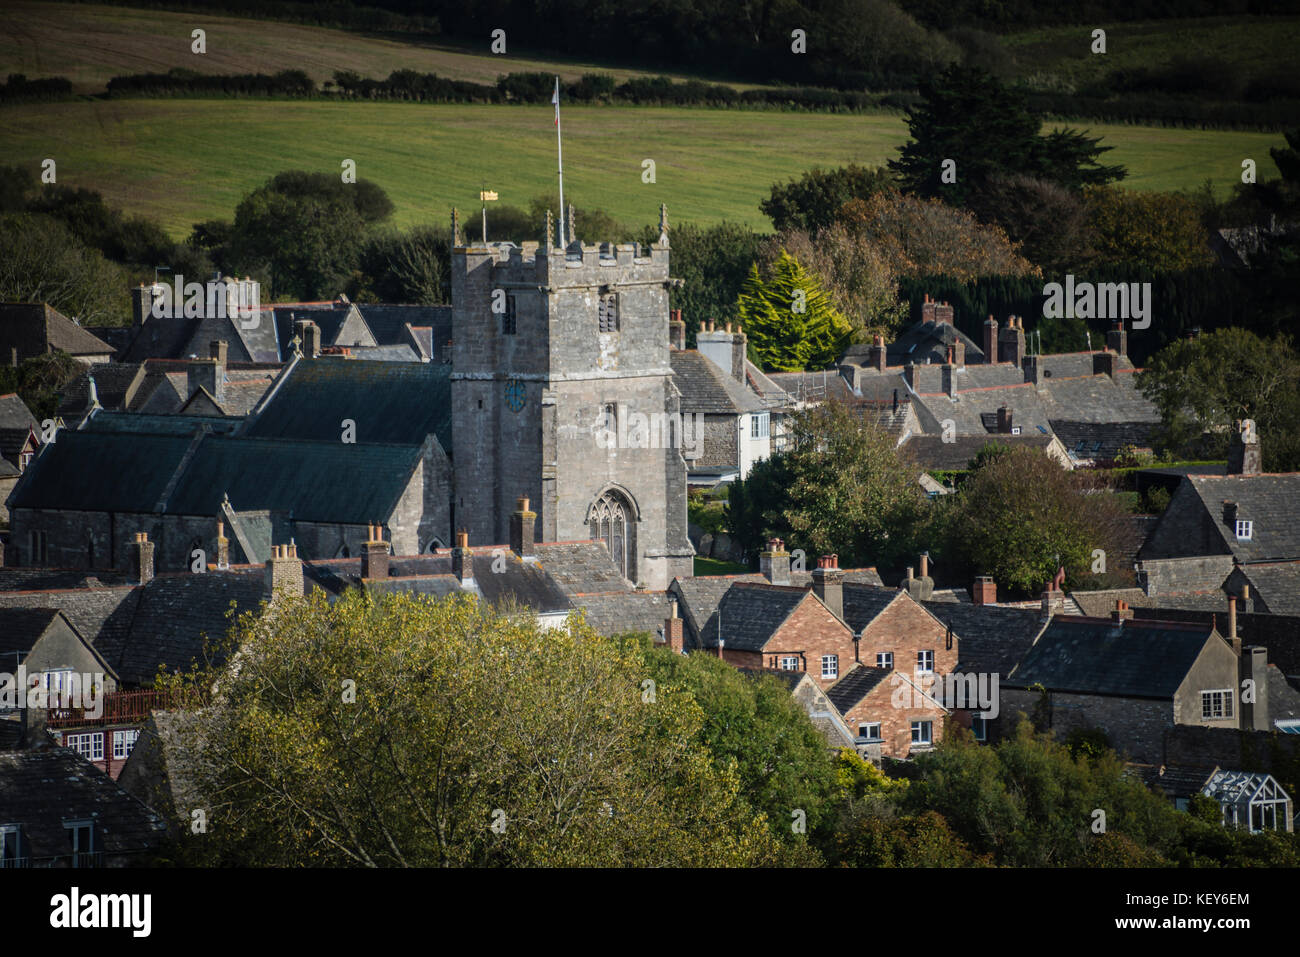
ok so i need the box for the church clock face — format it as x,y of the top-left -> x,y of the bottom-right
505,377 -> 526,413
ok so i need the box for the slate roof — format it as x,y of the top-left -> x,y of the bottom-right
698,583 -> 811,652
766,370 -> 856,404
0,569 -> 133,591
532,541 -> 630,594
9,431 -> 197,512
846,318 -> 984,367
1051,420 -> 1156,461
671,351 -> 765,414
1129,763 -> 1218,798
1005,617 -> 1217,698
1190,475 -> 1300,562
574,591 -> 673,636
1068,588 -> 1149,618
1268,665 -> 1300,725
167,437 -> 423,524
0,303 -> 116,361
0,586 -> 139,661
56,363 -> 145,415
0,607 -> 63,658
0,393 -> 37,430
841,584 -> 899,634
825,664 -> 892,713
80,410 -> 241,437
8,428 -> 424,525
901,433 -> 1057,471
0,746 -> 166,863
245,358 -> 452,451
1241,562 -> 1300,616
94,570 -> 266,685
921,601 -> 1047,679
357,304 -> 452,360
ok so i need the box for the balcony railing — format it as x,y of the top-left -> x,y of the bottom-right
46,689 -> 176,728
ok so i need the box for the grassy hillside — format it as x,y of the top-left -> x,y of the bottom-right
1003,15 -> 1300,90
0,0 -> 756,93
0,99 -> 1282,236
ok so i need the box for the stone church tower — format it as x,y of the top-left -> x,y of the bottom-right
449,211 -> 694,589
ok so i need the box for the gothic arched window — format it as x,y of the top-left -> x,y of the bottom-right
588,490 -> 631,579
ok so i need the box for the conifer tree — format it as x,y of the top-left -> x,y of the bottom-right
735,250 -> 853,371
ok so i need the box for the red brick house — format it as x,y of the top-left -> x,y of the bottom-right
826,664 -> 950,760
693,582 -> 857,687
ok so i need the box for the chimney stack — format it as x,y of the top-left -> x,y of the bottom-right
1093,350 -> 1119,378
361,524 -> 389,580
295,319 -> 322,359
668,309 -> 686,351
935,300 -> 954,326
663,598 -> 684,653
131,532 -> 154,585
1223,501 -> 1239,525
983,316 -> 998,364
210,339 -> 228,370
996,406 -> 1013,434
731,325 -> 747,384
868,335 -> 887,373
942,360 -> 956,398
921,294 -> 937,325
187,358 -> 222,403
1239,646 -> 1270,730
1041,579 -> 1064,619
811,554 -> 844,621
904,554 -> 934,601
759,538 -> 790,586
216,520 -> 230,570
1227,596 -> 1240,653
998,316 -> 1025,367
266,542 -> 304,600
971,575 -> 996,606
1106,321 -> 1127,358
510,497 -> 536,558
452,530 -> 474,586
1227,420 -> 1261,476
1111,599 -> 1134,623
903,362 -> 916,390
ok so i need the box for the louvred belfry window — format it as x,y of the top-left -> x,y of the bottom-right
598,293 -> 619,333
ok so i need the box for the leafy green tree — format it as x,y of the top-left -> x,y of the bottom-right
940,444 -> 1138,595
0,213 -> 129,325
1135,328 -> 1300,471
736,251 -> 853,371
727,402 -> 930,570
157,591 -> 793,867
0,350 -> 83,422
228,171 -> 394,300
353,226 -> 449,304
890,65 -> 1124,207
760,164 -> 896,234
641,649 -> 838,845
1082,185 -> 1211,272
642,221 -> 763,342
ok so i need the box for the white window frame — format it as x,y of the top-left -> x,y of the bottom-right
911,720 -> 933,745
750,413 -> 770,439
112,729 -> 139,760
858,722 -> 881,741
917,649 -> 935,674
1201,689 -> 1235,720
65,732 -> 103,762
1235,519 -> 1252,541
876,651 -> 893,670
821,655 -> 839,680
778,656 -> 799,672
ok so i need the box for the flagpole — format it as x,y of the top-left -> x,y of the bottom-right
555,76 -> 566,248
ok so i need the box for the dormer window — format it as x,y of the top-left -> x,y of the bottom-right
598,293 -> 619,333
1235,520 -> 1252,541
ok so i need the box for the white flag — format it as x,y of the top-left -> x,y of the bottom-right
552,77 -> 560,126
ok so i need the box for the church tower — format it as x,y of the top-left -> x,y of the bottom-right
449,207 -> 694,589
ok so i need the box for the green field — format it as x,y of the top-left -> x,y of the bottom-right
0,0 -> 762,93
0,99 -> 1282,237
